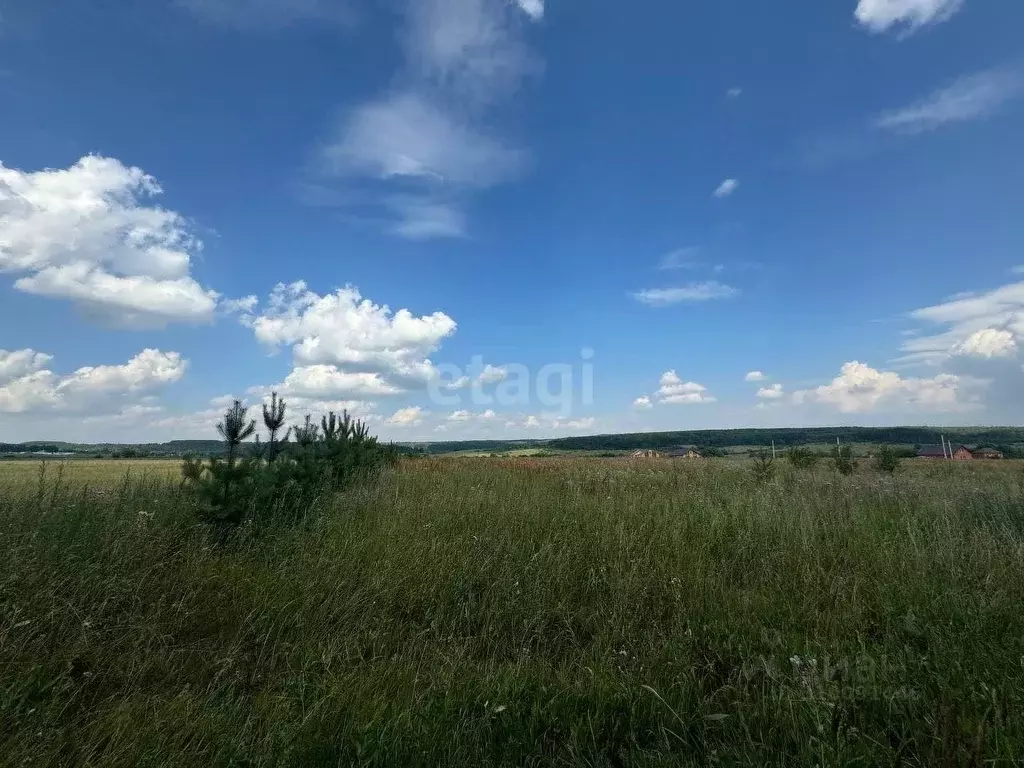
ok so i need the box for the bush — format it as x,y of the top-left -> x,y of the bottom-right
182,397 -> 396,537
874,444 -> 901,474
786,446 -> 819,470
751,449 -> 776,484
831,444 -> 856,475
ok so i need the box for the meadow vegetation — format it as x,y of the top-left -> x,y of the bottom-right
2,451 -> 1023,766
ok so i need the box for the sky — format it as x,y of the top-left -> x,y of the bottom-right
2,0 -> 1024,443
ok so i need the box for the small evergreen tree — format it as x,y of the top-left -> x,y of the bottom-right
874,444 -> 900,474
751,448 -> 776,484
261,391 -> 290,462
786,446 -> 819,470
831,444 -> 856,476
218,400 -> 256,466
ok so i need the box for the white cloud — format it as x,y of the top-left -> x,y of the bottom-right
0,349 -> 52,384
713,178 -> 738,198
515,0 -> 544,21
744,370 -> 765,382
325,93 -> 524,189
633,395 -> 652,409
477,364 -> 508,384
656,370 -> 716,404
278,365 -> 403,399
726,87 -> 742,99
900,280 -> 1024,364
248,281 -> 457,396
0,348 -> 186,414
319,0 -> 540,238
855,0 -> 963,33
387,406 -> 424,426
448,409 -> 472,422
658,247 -> 701,270
565,417 -> 596,429
876,70 -> 1022,134
756,383 -> 784,400
0,155 -> 222,327
388,198 -> 467,240
792,361 -> 973,413
244,282 -> 458,414
632,281 -> 739,306
952,328 -> 1017,359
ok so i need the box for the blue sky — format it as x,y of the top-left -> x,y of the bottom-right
2,0 -> 1024,442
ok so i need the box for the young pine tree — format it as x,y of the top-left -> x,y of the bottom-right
874,444 -> 901,474
831,444 -> 856,476
218,400 -> 256,466
261,391 -> 290,462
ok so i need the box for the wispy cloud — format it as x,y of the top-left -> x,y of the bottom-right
855,0 -> 963,34
658,247 -> 702,270
713,178 -> 738,198
876,69 -> 1023,134
318,0 -> 542,239
632,281 -> 739,307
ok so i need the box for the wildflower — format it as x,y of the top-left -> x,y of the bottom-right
492,704 -> 507,714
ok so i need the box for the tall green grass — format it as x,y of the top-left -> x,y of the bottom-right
2,458 -> 1023,766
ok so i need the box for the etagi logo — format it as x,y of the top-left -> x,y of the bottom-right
427,349 -> 595,418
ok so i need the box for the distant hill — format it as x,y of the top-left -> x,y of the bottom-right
4,426 -> 1024,458
545,426 -> 1024,452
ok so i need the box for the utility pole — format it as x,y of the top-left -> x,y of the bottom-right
771,440 -> 776,460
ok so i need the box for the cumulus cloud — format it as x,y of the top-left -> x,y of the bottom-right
387,406 -> 424,426
0,348 -> 187,414
656,370 -> 716,404
952,328 -> 1017,359
713,178 -> 738,198
0,349 -> 53,384
477,364 -> 508,384
0,155 -> 224,327
876,70 -> 1022,134
756,383 -> 784,400
502,412 -> 597,432
855,0 -> 963,33
246,281 -> 457,402
900,280 -> 1024,365
633,395 -> 652,410
319,0 -> 542,238
792,361 -> 975,414
515,0 -> 544,20
744,370 -> 765,382
632,281 -> 739,306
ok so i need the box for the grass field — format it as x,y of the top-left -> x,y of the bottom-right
0,458 -> 182,490
2,457 -> 1023,766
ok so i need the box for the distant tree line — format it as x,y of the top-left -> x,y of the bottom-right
547,427 -> 1024,452
0,443 -> 63,454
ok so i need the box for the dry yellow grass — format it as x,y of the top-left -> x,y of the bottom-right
0,459 -> 182,490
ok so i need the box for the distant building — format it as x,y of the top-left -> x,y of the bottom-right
630,450 -> 663,458
665,446 -> 703,459
916,444 -> 973,460
971,448 -> 1004,460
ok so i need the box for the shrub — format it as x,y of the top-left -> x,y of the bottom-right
182,398 -> 396,537
751,448 -> 776,484
831,444 -> 856,475
786,446 -> 819,470
874,444 -> 901,474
